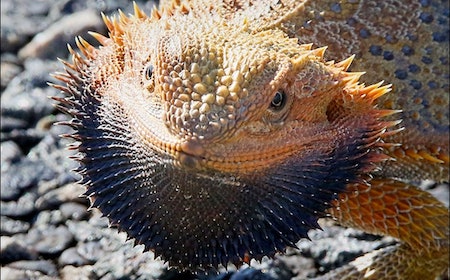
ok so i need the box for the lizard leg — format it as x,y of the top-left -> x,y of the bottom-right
319,179 -> 449,280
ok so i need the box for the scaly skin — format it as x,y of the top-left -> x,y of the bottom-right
51,1 -> 449,279
287,0 -> 449,181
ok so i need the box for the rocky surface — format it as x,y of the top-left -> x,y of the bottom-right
1,0 -> 448,279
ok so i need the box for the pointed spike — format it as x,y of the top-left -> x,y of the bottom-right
112,17 -> 124,35
101,13 -> 114,31
418,150 -> 445,163
118,9 -> 130,24
53,104 -> 72,114
180,3 -> 190,14
311,46 -> 327,58
51,96 -> 74,106
335,54 -> 355,71
377,142 -> 401,148
383,127 -> 405,137
325,59 -> 335,66
364,81 -> 385,92
362,82 -> 392,100
88,31 -> 109,46
382,120 -> 404,131
370,85 -> 392,100
51,71 -> 71,80
58,57 -> 76,71
376,109 -> 402,118
48,83 -> 69,92
75,37 -> 93,59
405,148 -> 423,160
78,36 -> 96,58
133,2 -> 147,19
341,71 -> 365,83
371,153 -> 393,162
151,8 -> 162,20
300,43 -> 313,50
67,44 -> 76,56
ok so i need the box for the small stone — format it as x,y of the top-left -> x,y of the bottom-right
0,117 -> 29,133
60,265 -> 95,280
1,158 -> 56,201
36,183 -> 85,210
26,225 -> 74,256
77,241 -> 106,263
66,215 -> 109,243
0,216 -> 30,235
0,60 -> 22,90
227,268 -> 275,280
0,236 -> 39,264
18,10 -> 103,60
60,202 -> 89,221
0,141 -> 23,170
1,192 -> 37,217
34,210 -> 64,226
59,247 -> 92,266
1,266 -> 43,280
8,260 -> 58,276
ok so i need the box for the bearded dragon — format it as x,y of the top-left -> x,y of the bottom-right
51,0 -> 449,279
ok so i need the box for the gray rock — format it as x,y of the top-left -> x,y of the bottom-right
1,158 -> 56,201
0,59 -> 22,90
1,59 -> 59,125
27,123 -> 79,177
0,140 -> 23,170
0,236 -> 39,264
60,202 -> 89,221
297,222 -> 395,275
228,268 -> 276,280
34,210 -> 65,227
0,266 -> 47,280
59,247 -> 93,266
66,218 -> 108,243
8,260 -> 58,276
60,265 -> 96,280
0,192 -> 37,217
0,215 -> 30,235
0,127 -> 46,154
0,116 -> 29,133
76,241 -> 105,263
36,183 -> 85,210
18,10 -> 104,60
277,252 -> 316,280
24,225 -> 75,256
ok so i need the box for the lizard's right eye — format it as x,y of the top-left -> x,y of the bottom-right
145,64 -> 154,80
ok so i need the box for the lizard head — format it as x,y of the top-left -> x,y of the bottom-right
52,2 -> 399,270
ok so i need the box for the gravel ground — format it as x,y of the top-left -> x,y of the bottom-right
1,1 -> 448,279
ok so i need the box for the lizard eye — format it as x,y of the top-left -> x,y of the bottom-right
270,90 -> 287,110
264,89 -> 291,124
145,64 -> 154,80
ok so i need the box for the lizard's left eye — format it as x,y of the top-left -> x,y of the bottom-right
264,89 -> 291,124
270,90 -> 287,110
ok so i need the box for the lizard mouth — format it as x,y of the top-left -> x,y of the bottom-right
176,140 -> 207,169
